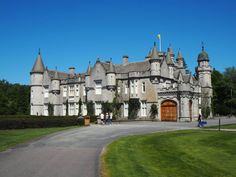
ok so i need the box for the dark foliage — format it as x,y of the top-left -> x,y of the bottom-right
0,80 -> 30,115
128,98 -> 140,119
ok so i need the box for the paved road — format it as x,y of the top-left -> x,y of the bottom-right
0,117 -> 235,177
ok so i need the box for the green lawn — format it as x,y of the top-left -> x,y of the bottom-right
0,126 -> 78,152
102,130 -> 236,177
206,123 -> 236,129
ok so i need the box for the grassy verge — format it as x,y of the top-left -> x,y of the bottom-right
0,126 -> 78,152
102,130 -> 236,177
206,123 -> 236,129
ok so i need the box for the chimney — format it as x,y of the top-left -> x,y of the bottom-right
123,55 -> 129,65
69,67 -> 75,75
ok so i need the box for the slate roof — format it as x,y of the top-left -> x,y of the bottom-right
31,51 -> 45,73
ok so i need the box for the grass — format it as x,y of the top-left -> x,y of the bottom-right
102,130 -> 236,177
0,126 -> 78,152
206,123 -> 236,129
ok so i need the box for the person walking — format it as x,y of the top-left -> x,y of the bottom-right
198,114 -> 202,127
100,113 -> 104,125
110,112 -> 113,124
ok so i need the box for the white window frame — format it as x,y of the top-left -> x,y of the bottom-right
141,101 -> 147,117
95,102 -> 102,116
83,85 -> 86,96
124,102 -> 129,117
69,103 -> 75,115
95,81 -> 102,95
76,85 -> 79,96
63,86 -> 67,97
44,87 -> 49,98
130,80 -> 134,94
125,83 -> 128,94
142,82 -> 146,93
63,103 -> 66,116
135,80 -> 138,94
69,85 -> 74,97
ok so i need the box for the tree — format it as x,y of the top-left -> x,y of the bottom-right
78,98 -> 82,116
128,99 -> 140,119
150,104 -> 158,119
86,101 -> 94,116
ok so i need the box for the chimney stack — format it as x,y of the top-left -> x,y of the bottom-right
69,67 -> 75,75
123,55 -> 129,65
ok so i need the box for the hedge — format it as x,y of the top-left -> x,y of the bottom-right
0,115 -> 98,129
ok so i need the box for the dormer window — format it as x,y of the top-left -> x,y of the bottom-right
95,81 -> 102,95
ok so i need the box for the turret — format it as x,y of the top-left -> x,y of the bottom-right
196,44 -> 213,118
106,59 -> 116,90
51,70 -> 60,92
149,42 -> 161,76
176,50 -> 184,68
51,70 -> 61,116
166,51 -> 174,79
30,49 -> 45,116
85,62 -> 91,89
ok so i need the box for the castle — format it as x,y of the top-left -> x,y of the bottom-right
30,42 -> 212,121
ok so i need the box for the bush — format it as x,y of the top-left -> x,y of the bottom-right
0,115 -> 83,129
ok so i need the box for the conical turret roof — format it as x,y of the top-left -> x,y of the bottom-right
149,42 -> 159,59
107,59 -> 115,73
86,62 -> 92,76
166,51 -> 173,65
53,70 -> 59,80
177,50 -> 183,59
31,49 -> 45,74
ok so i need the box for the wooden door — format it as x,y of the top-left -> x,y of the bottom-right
161,100 -> 177,121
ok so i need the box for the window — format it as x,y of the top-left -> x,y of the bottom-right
83,85 -> 86,96
142,82 -> 146,93
95,102 -> 102,116
117,86 -> 121,93
69,85 -> 74,97
63,104 -> 66,116
124,102 -> 129,117
76,85 -> 79,96
83,103 -> 87,116
125,83 -> 128,94
95,81 -> 102,95
69,103 -> 75,115
141,101 -> 147,117
44,87 -> 49,98
75,103 -> 79,115
130,80 -> 134,94
63,86 -> 67,97
44,105 -> 48,116
135,80 -> 138,94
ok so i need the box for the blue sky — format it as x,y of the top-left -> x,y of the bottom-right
0,0 -> 236,84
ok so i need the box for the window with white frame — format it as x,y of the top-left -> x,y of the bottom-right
83,85 -> 86,96
95,102 -> 102,115
135,80 -> 138,94
76,85 -> 79,96
125,83 -> 128,94
44,105 -> 48,116
63,86 -> 67,97
141,101 -> 147,117
63,104 -> 66,116
117,86 -> 121,93
124,102 -> 129,117
83,103 -> 87,116
75,103 -> 79,115
69,85 -> 74,97
44,87 -> 49,98
130,80 -> 134,94
69,103 -> 74,115
142,82 -> 146,93
95,81 -> 102,95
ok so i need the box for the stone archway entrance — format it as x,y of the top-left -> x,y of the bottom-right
161,100 -> 177,121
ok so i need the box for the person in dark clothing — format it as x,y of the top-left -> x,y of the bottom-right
198,114 -> 202,127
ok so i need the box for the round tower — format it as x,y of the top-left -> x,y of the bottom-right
51,70 -> 61,116
197,45 -> 213,118
30,49 -> 45,116
106,59 -> 116,90
149,42 -> 161,76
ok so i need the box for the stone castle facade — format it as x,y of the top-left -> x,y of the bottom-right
30,42 -> 212,121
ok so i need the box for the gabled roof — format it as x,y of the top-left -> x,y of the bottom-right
115,61 -> 150,73
48,70 -> 68,80
31,49 -> 45,74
